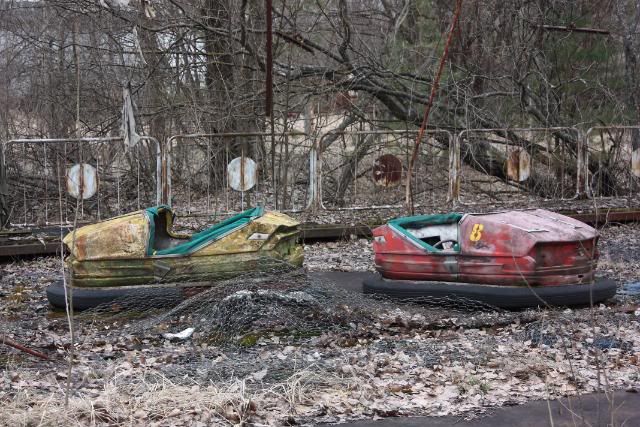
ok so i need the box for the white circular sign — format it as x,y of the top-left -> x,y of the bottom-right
227,157 -> 257,191
67,163 -> 97,199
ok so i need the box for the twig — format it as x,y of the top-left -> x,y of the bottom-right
539,24 -> 610,35
405,0 -> 463,214
1,335 -> 49,360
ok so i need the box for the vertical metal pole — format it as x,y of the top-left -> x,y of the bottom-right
207,139 -> 211,214
44,144 -> 48,224
265,0 -> 277,209
22,144 -> 26,225
304,104 -> 320,211
576,129 -> 586,198
447,132 -> 460,204
241,144 -> 246,210
96,157 -> 100,220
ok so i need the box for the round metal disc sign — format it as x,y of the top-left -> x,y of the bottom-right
227,157 -> 257,191
373,154 -> 402,187
67,163 -> 97,199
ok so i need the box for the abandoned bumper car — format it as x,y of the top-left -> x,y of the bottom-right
363,209 -> 617,308
47,206 -> 303,310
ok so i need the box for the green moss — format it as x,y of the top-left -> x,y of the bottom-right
239,333 -> 259,347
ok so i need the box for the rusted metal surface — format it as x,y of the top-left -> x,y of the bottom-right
3,206 -> 640,258
227,156 -> 257,191
506,148 -> 531,182
299,223 -> 373,241
165,131 -> 307,214
372,154 -> 402,187
457,127 -> 581,203
2,136 -> 161,227
560,207 -> 640,226
1,336 -> 49,360
372,209 -> 599,287
0,226 -> 69,257
66,163 -> 97,199
64,210 -> 150,261
318,129 -> 453,211
64,209 -> 303,288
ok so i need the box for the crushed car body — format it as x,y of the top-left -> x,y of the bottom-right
47,206 -> 303,309
364,209 -> 617,308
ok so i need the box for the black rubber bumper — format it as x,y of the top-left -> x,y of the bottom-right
46,280 -> 184,311
362,275 -> 618,309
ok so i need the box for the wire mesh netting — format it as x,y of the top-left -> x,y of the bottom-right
320,130 -> 452,210
76,265 -> 528,348
2,138 -> 159,227
458,128 -> 581,206
2,247 -> 640,425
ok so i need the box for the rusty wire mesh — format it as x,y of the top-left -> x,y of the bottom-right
1,138 -> 159,227
320,130 -> 452,210
458,128 -> 581,206
586,127 -> 640,203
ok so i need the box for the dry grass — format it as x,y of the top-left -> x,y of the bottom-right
0,369 -> 332,426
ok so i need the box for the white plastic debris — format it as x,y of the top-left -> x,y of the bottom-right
162,327 -> 195,340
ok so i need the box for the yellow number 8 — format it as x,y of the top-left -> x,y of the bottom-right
469,223 -> 484,242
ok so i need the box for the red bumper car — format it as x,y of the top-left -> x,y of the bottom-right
363,209 -> 617,308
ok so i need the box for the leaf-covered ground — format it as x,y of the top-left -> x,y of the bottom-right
0,224 -> 639,426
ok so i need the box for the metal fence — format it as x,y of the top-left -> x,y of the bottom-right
165,132 -> 311,216
3,125 -> 640,228
585,126 -> 640,203
1,136 -> 160,227
455,127 -> 581,205
317,129 -> 453,211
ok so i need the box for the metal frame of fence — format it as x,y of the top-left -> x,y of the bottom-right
314,129 -> 453,211
1,136 -> 160,226
454,127 -> 582,205
585,126 -> 640,202
164,132 -> 308,216
3,125 -> 640,228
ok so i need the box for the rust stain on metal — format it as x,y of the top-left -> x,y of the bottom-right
227,157 -> 257,191
63,209 -> 303,288
63,210 -> 149,261
67,163 -> 97,199
372,209 -> 599,287
633,148 -> 640,178
373,154 -> 402,187
506,148 -> 530,182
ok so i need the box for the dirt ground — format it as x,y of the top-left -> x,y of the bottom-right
0,223 -> 639,426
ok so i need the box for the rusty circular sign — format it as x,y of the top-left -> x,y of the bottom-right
227,157 -> 257,191
67,163 -> 97,199
505,148 -> 531,182
373,154 -> 402,187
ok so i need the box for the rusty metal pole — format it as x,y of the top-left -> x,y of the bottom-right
265,0 -> 277,209
447,133 -> 461,204
405,0 -> 462,214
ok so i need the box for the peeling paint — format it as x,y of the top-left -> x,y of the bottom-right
372,209 -> 598,287
67,163 -> 97,199
227,157 -> 257,191
64,209 -> 303,288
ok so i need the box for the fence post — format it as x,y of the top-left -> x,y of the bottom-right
447,132 -> 460,205
576,129 -> 589,198
0,143 -> 8,228
304,105 -> 322,212
161,137 -> 172,206
306,135 -> 322,212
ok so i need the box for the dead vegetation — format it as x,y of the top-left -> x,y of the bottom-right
1,223 -> 640,426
